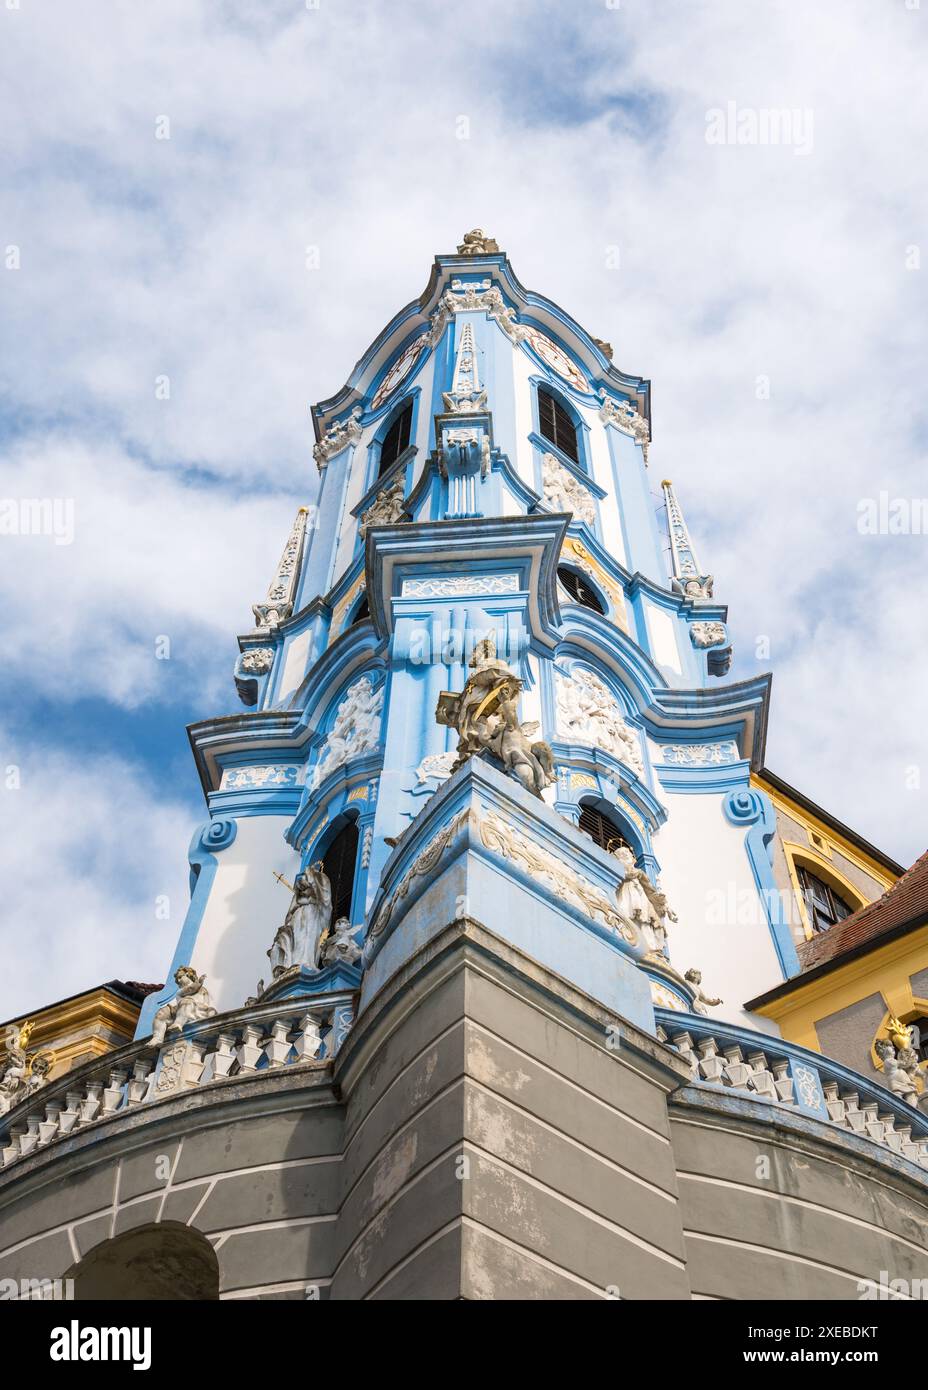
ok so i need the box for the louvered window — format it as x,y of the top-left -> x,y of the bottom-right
578,804 -> 630,855
379,403 -> 412,476
557,566 -> 605,614
538,388 -> 579,463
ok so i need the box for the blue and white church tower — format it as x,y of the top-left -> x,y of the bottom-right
6,232 -> 928,1306
140,228 -> 787,1042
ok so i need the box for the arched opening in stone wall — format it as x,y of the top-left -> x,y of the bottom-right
65,1222 -> 220,1300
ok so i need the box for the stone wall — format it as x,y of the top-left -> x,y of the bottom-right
1,920 -> 927,1300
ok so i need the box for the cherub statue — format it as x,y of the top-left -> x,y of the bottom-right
876,1038 -> 919,1107
684,968 -> 723,1016
322,917 -> 363,967
489,683 -> 556,798
151,966 -> 216,1046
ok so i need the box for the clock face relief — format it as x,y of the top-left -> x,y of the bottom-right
525,328 -> 587,391
371,334 -> 428,409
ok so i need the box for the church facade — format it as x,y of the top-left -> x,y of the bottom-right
1,232 -> 927,1301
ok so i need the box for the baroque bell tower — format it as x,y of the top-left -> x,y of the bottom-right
7,232 -> 926,1304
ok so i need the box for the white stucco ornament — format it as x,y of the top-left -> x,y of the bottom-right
312,675 -> 383,789
555,667 -> 643,775
360,478 -> 408,536
542,453 -> 595,527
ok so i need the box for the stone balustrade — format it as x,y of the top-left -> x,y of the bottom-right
0,993 -> 355,1171
655,1008 -> 928,1172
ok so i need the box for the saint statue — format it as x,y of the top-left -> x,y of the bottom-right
435,636 -> 556,798
269,862 -> 333,975
613,846 -> 677,956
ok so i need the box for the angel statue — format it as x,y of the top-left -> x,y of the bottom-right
151,966 -> 217,1046
269,862 -> 332,975
322,917 -> 363,967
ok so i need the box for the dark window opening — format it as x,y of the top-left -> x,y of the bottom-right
557,566 -> 605,614
538,388 -> 579,464
796,865 -> 855,934
907,1016 -> 928,1063
578,804 -> 631,856
379,403 -> 413,476
350,597 -> 369,625
322,819 -> 359,926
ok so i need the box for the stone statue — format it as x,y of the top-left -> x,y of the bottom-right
435,636 -> 556,798
613,847 -> 654,927
876,1038 -> 919,1107
456,228 -> 499,256
684,968 -> 723,1016
268,863 -> 332,975
322,917 -> 363,967
151,967 -> 216,1046
613,847 -> 677,956
0,1024 -> 30,1113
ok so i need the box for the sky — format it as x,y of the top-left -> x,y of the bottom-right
0,0 -> 925,1020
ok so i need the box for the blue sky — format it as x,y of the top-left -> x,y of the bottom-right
1,0 -> 926,1018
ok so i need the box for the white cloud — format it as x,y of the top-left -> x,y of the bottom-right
0,730 -> 193,1021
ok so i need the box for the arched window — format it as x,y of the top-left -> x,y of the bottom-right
538,387 -> 579,464
578,803 -> 631,855
378,402 -> 413,477
66,1223 -> 219,1301
796,865 -> 855,934
557,566 -> 605,614
349,596 -> 369,625
322,819 -> 360,925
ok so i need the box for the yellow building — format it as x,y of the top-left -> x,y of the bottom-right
0,980 -> 160,1083
747,791 -> 928,1095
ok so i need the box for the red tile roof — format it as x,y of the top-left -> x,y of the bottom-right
798,849 -> 928,971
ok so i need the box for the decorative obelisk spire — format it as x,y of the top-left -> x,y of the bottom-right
252,506 -> 310,629
661,480 -> 714,600
442,321 -> 487,414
